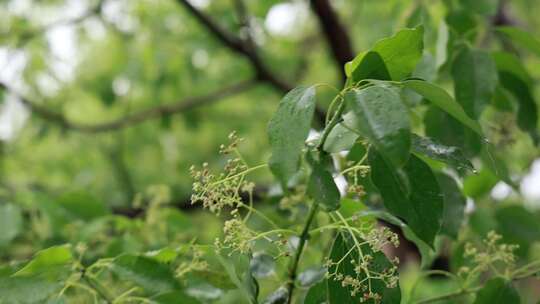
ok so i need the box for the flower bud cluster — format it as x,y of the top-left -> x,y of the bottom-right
459,230 -> 519,278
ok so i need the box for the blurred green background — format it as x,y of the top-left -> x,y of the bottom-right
1,0 -> 540,302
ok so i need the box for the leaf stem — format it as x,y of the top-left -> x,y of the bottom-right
285,202 -> 320,304
81,268 -> 114,304
317,99 -> 346,151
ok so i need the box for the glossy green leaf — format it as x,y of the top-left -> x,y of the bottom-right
305,280 -> 327,304
347,51 -> 391,82
402,79 -> 483,135
152,291 -> 200,304
346,27 -> 423,81
307,160 -> 340,212
57,191 -> 110,221
496,26 -> 540,57
371,26 -> 424,80
423,105 -> 482,158
110,254 -> 180,294
411,134 -> 474,172
344,86 -> 411,167
14,245 -> 73,277
322,123 -> 359,153
436,173 -> 466,238
473,278 -> 520,304
369,151 -> 443,246
0,203 -> 23,246
268,86 -> 317,187
463,169 -> 498,199
327,233 -> 400,303
451,46 -> 498,118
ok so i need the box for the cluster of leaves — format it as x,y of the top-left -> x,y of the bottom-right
2,1 -> 540,304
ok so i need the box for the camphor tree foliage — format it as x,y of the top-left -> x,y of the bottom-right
1,0 -> 540,303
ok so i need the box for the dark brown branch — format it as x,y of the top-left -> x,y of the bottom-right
176,0 -> 292,92
309,0 -> 354,82
175,0 -> 330,124
0,79 -> 256,133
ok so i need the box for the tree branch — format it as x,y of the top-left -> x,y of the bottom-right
309,0 -> 354,82
0,79 -> 256,133
175,0 -> 329,124
176,0 -> 292,92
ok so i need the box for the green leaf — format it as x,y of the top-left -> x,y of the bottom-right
249,252 -> 275,279
327,233 -> 400,303
14,245 -> 73,277
216,254 -> 256,303
369,151 -> 443,246
459,0 -> 497,15
322,123 -> 359,153
436,173 -> 466,238
0,276 -> 64,304
402,79 -> 483,135
372,26 -> 424,80
451,46 -> 498,118
411,134 -> 474,172
492,51 -> 538,142
57,191 -> 110,221
347,51 -> 391,82
344,85 -> 411,167
360,210 -> 435,269
346,27 -> 424,81
110,254 -> 180,294
495,205 -> 540,257
491,51 -> 532,84
446,9 -> 477,37
268,86 -> 317,187
152,291 -> 200,304
0,203 -> 23,246
297,266 -> 326,287
307,160 -> 341,212
496,26 -> 540,57
423,105 -> 482,158
145,247 -> 178,263
463,169 -> 498,199
305,280 -> 327,304
498,74 -> 538,143
473,278 -> 520,304
191,269 -> 236,290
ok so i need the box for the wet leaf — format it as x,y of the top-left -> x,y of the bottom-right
411,134 -> 474,172
344,85 -> 411,167
268,86 -> 317,187
369,150 -> 443,246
